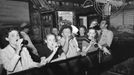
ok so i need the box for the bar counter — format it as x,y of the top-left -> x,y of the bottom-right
10,50 -> 99,75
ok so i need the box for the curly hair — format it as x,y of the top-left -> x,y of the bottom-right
59,25 -> 72,36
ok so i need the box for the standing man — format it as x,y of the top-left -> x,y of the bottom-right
98,19 -> 113,63
99,20 -> 113,48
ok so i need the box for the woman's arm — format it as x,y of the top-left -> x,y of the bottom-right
60,38 -> 70,54
82,41 -> 94,52
44,45 -> 59,63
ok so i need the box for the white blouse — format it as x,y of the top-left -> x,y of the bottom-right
1,45 -> 38,75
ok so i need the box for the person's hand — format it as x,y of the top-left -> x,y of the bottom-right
52,42 -> 59,52
103,47 -> 111,55
66,35 -> 73,42
16,39 -> 23,55
98,44 -> 103,49
40,57 -> 47,66
81,51 -> 87,56
90,40 -> 96,45
69,35 -> 73,41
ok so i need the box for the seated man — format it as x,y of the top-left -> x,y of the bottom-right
97,19 -> 114,63
59,25 -> 79,58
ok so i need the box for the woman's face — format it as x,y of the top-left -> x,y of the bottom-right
87,29 -> 96,39
52,28 -> 58,35
90,21 -> 98,28
79,27 -> 85,36
6,30 -> 20,46
62,28 -> 71,38
45,35 -> 56,49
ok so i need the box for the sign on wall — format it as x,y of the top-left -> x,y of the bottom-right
57,11 -> 74,29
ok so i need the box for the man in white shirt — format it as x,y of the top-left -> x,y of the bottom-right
99,20 -> 113,48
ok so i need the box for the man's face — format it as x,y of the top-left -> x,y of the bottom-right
87,29 -> 96,39
79,27 -> 85,36
45,35 -> 56,48
62,28 -> 71,38
100,20 -> 106,29
6,30 -> 20,46
52,28 -> 58,35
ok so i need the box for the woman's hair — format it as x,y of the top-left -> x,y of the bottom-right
89,19 -> 98,25
19,23 -> 32,35
89,19 -> 101,30
0,28 -> 20,48
51,27 -> 59,33
19,23 -> 31,31
88,28 -> 99,42
44,33 -> 57,41
59,25 -> 72,36
4,28 -> 20,38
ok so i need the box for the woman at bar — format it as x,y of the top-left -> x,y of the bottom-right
81,28 -> 110,55
38,33 -> 66,75
39,33 -> 65,61
0,29 -> 47,75
77,25 -> 88,50
81,28 -> 99,55
89,19 -> 99,29
59,25 -> 79,58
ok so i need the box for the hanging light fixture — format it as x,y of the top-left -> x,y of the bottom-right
82,0 -> 93,8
